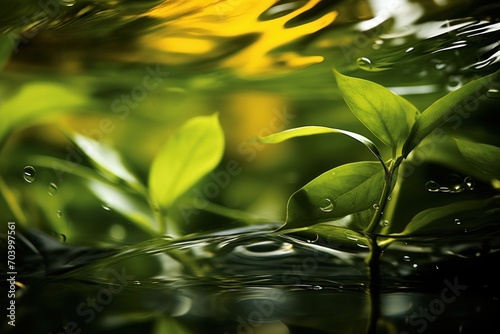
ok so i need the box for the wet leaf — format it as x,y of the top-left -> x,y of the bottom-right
149,113 -> 225,210
398,196 -> 500,236
87,180 -> 157,234
285,161 -> 385,230
403,70 -> 500,156
455,138 -> 500,180
333,69 -> 419,154
70,133 -> 145,193
153,316 -> 193,334
0,34 -> 12,71
0,82 -> 89,146
258,125 -> 386,168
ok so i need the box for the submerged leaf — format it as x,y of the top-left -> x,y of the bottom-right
0,82 -> 90,146
71,133 -> 145,193
333,69 -> 419,154
403,70 -> 499,156
285,161 -> 385,230
87,180 -> 157,234
455,138 -> 500,180
398,196 -> 500,236
149,113 -> 225,210
259,125 -> 386,169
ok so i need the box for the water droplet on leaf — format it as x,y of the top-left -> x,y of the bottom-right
23,166 -> 36,183
425,181 -> 439,192
56,210 -> 63,218
464,176 -> 475,190
102,204 -> 111,211
357,57 -> 373,71
373,203 -> 380,210
319,198 -> 334,212
454,218 -> 461,225
403,255 -> 410,262
48,182 -> 58,196
380,220 -> 389,227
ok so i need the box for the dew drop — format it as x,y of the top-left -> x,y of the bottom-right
319,198 -> 334,212
56,210 -> 63,218
102,204 -> 111,211
403,255 -> 411,262
449,183 -> 465,193
357,242 -> 369,249
405,47 -> 414,53
435,266 -> 439,270
372,203 -> 380,210
446,75 -> 463,91
413,263 -> 418,268
133,281 -> 141,285
312,285 -> 322,290
380,220 -> 389,227
48,182 -> 58,196
23,166 -> 36,183
464,176 -> 475,190
425,181 -> 439,192
387,196 -> 392,201
357,57 -> 373,71
454,218 -> 461,225
486,87 -> 500,99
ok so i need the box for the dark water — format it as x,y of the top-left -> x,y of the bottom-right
1,0 -> 500,333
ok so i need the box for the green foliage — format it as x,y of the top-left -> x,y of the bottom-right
0,82 -> 90,147
455,138 -> 500,180
333,69 -> 419,155
258,125 -> 386,168
285,162 -> 384,229
260,69 -> 499,239
403,70 -> 499,156
70,133 -> 145,193
0,34 -> 12,71
149,112 -> 225,212
397,196 -> 500,236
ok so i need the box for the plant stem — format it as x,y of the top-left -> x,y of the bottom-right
366,235 -> 381,334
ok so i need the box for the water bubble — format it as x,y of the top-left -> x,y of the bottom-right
435,266 -> 440,270
454,218 -> 461,225
23,166 -> 36,183
102,204 -> 111,211
405,47 -> 414,53
319,198 -> 334,212
449,183 -> 465,193
464,176 -> 475,190
372,203 -> 380,210
56,210 -> 63,218
133,281 -> 141,285
380,220 -> 389,227
48,183 -> 58,196
403,255 -> 411,262
434,62 -> 447,70
312,285 -> 322,290
425,181 -> 440,192
357,242 -> 369,249
387,196 -> 392,201
357,57 -> 373,71
486,87 -> 500,99
446,75 -> 463,91
413,263 -> 418,268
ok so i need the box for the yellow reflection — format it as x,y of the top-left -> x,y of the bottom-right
141,0 -> 338,76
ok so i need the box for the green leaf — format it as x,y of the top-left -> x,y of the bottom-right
153,316 -> 193,334
258,125 -> 386,169
0,82 -> 90,147
333,69 -> 419,153
87,180 -> 157,235
149,113 -> 225,210
0,34 -> 13,71
403,70 -> 500,156
397,196 -> 500,236
70,133 -> 145,193
455,138 -> 500,180
285,161 -> 385,230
